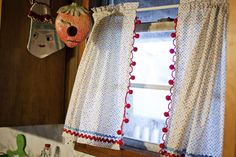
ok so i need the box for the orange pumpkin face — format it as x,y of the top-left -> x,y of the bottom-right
55,3 -> 91,48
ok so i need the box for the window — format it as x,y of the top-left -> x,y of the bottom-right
107,0 -> 179,153
74,1 -> 179,156
123,30 -> 176,152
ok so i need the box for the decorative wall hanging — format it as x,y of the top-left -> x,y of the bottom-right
55,2 -> 92,48
160,0 -> 228,156
62,3 -> 139,150
27,0 -> 65,58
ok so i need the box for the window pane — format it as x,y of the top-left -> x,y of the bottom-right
137,9 -> 178,23
111,0 -> 179,8
132,32 -> 174,85
124,88 -> 169,144
110,0 -> 179,22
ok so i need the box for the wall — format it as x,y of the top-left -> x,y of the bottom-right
223,0 -> 236,157
0,0 -> 2,28
0,0 -> 67,126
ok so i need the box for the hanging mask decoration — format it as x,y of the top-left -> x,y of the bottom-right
27,0 -> 65,58
55,3 -> 92,48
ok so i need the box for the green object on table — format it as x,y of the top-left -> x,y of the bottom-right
6,134 -> 28,157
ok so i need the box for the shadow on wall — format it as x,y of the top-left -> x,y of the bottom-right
9,124 -> 64,142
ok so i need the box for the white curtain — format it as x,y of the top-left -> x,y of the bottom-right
62,3 -> 138,150
164,0 -> 228,156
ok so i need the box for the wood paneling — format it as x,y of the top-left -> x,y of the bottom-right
0,0 -> 2,28
223,1 -> 236,157
64,0 -> 88,110
0,0 -> 67,126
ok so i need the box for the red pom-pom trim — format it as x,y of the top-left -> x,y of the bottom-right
116,130 -> 122,135
126,104 -> 131,109
159,143 -> 165,149
117,139 -> 124,145
131,61 -> 136,66
171,32 -> 176,38
168,80 -> 174,85
174,18 -> 178,24
128,90 -> 133,94
169,64 -> 175,70
130,75 -> 135,80
123,118 -> 129,123
169,49 -> 175,54
164,112 -> 169,117
162,127 -> 168,133
134,34 -> 140,38
166,95 -> 171,101
118,17 -> 140,147
160,17 -> 177,156
135,20 -> 141,25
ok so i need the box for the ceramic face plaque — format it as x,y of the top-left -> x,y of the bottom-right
27,21 -> 64,58
27,1 -> 64,58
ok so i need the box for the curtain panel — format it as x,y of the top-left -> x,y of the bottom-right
165,0 -> 228,156
62,3 -> 138,150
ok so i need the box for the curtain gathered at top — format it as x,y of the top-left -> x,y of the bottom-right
164,0 -> 228,156
62,3 -> 139,150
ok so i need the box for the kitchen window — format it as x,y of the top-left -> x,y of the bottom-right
106,0 -> 179,153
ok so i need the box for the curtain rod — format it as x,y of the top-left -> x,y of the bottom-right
137,4 -> 179,12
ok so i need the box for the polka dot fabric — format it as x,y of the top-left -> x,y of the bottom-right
62,3 -> 139,150
163,0 -> 228,157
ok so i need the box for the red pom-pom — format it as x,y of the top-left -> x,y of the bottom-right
124,118 -> 129,123
174,18 -> 178,24
171,32 -> 176,38
133,47 -> 138,52
130,75 -> 135,80
168,80 -> 174,85
126,104 -> 131,108
162,127 -> 168,133
169,49 -> 175,54
117,139 -> 124,145
166,95 -> 171,101
116,130 -> 122,135
161,150 -> 167,155
128,90 -> 133,94
131,61 -> 136,66
159,143 -> 165,149
164,112 -> 169,117
134,34 -> 140,38
169,64 -> 175,70
135,20 -> 141,25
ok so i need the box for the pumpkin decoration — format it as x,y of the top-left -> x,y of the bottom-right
55,3 -> 92,48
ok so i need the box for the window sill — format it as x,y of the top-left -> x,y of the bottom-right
74,142 -> 160,157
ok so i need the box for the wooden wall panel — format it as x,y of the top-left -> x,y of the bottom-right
0,0 -> 67,126
223,1 -> 236,157
0,0 -> 2,28
64,0 -> 89,110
